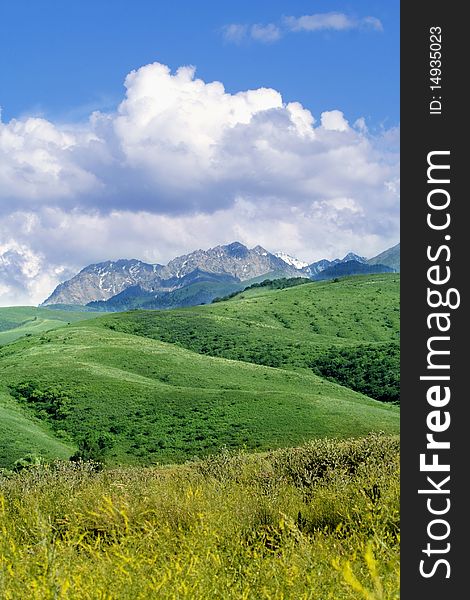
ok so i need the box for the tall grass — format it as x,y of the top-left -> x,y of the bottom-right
0,434 -> 399,599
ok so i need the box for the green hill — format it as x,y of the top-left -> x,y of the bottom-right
91,274 -> 399,369
0,326 -> 398,468
0,306 -> 100,346
0,274 -> 399,469
0,390 -> 74,467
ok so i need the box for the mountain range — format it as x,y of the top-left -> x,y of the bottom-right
42,241 -> 400,311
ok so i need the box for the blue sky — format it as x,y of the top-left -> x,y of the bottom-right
0,0 -> 399,126
0,1 -> 399,306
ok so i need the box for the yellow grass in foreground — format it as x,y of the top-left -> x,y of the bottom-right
0,434 -> 399,599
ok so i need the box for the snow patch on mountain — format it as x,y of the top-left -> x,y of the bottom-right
274,252 -> 308,270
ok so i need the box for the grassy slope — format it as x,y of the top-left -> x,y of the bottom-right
90,274 -> 399,369
0,390 -> 73,466
0,275 -> 399,468
0,435 -> 400,599
0,323 -> 398,467
0,306 -> 100,346
0,275 -> 401,596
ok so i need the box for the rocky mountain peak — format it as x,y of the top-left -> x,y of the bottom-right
225,241 -> 248,255
341,252 -> 367,264
41,241 -> 399,308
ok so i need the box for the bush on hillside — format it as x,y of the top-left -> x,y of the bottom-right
310,343 -> 399,403
10,382 -> 73,420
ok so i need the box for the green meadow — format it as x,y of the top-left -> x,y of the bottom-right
0,306 -> 100,346
95,274 -> 399,369
0,390 -> 73,467
0,275 -> 399,469
0,322 -> 397,468
0,273 -> 400,598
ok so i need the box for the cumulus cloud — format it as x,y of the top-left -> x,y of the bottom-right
0,117 -> 100,205
0,60 -> 399,305
354,117 -> 368,134
0,62 -> 395,216
0,239 -> 70,306
320,110 -> 349,132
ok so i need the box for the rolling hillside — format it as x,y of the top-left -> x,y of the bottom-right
0,306 -> 100,346
0,324 -> 398,468
92,274 -> 399,369
0,390 -> 73,467
0,274 -> 399,469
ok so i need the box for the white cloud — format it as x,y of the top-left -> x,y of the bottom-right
223,22 -> 282,44
0,60 -> 399,306
285,13 -> 353,32
0,117 -> 100,205
250,24 -> 282,43
320,110 -> 349,132
362,17 -> 384,32
222,24 -> 248,44
284,12 -> 383,33
222,12 -> 383,44
0,239 -> 65,306
354,116 -> 368,134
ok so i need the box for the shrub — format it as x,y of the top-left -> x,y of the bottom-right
70,433 -> 114,463
10,382 -> 73,420
310,342 -> 400,403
